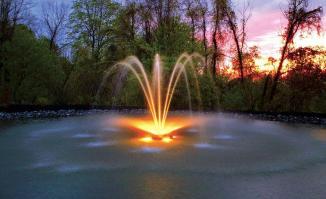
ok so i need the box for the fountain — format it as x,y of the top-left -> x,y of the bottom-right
2,55 -> 326,199
97,53 -> 204,140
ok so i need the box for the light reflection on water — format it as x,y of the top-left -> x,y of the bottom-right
139,173 -> 182,199
0,112 -> 326,198
312,129 -> 326,141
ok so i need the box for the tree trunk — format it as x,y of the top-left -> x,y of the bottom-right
260,74 -> 271,109
212,17 -> 219,76
202,12 -> 207,67
233,28 -> 244,82
226,12 -> 244,82
269,39 -> 290,100
191,17 -> 195,52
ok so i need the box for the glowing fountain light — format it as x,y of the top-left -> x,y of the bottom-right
98,53 -> 204,140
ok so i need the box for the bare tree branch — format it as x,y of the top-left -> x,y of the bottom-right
41,0 -> 69,52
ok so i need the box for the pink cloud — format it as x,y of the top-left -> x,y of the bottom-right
246,10 -> 326,59
247,10 -> 285,40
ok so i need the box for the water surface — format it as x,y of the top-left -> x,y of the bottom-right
1,112 -> 326,199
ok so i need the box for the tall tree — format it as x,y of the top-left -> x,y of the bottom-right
2,25 -> 65,104
285,47 -> 325,112
269,0 -> 322,100
211,0 -> 226,76
184,0 -> 199,52
0,0 -> 31,104
225,0 -> 251,82
151,0 -> 184,55
41,1 -> 69,52
198,0 -> 208,66
112,0 -> 139,58
123,0 -> 137,40
0,0 -> 29,47
69,0 -> 119,61
138,0 -> 153,43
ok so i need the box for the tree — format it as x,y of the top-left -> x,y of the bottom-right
231,45 -> 261,110
242,45 -> 260,78
110,0 -> 147,60
269,0 -> 322,100
0,0 -> 29,47
225,0 -> 251,82
150,0 -> 182,54
285,47 -> 325,112
183,0 -> 200,52
122,0 -> 137,41
1,25 -> 65,104
113,1 -> 137,51
41,1 -> 69,53
198,0 -> 208,66
0,0 -> 31,104
69,0 -> 120,61
138,0 -> 153,43
260,56 -> 277,108
211,0 -> 227,76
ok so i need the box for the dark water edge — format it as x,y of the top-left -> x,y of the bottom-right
0,105 -> 326,126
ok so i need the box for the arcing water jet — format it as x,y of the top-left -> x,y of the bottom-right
97,53 -> 204,138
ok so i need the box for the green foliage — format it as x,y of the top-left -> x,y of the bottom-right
220,80 -> 246,111
152,21 -> 194,56
1,25 -> 65,105
198,72 -> 220,110
0,0 -> 325,114
64,59 -> 102,105
69,0 -> 120,61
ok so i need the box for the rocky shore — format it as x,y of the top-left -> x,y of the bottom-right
0,107 -> 325,126
0,109 -> 105,120
230,112 -> 326,126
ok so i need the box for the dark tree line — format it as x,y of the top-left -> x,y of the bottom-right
0,0 -> 325,113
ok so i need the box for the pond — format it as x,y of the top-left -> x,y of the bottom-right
1,112 -> 326,199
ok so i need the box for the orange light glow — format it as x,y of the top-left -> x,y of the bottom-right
116,116 -> 198,137
140,136 -> 153,143
139,135 -> 174,143
108,54 -> 204,137
105,54 -> 204,142
162,137 -> 173,143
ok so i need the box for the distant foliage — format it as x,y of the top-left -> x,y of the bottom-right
0,0 -> 325,113
1,25 -> 65,104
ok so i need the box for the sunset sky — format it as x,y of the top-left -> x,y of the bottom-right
33,0 -> 325,68
243,0 -> 326,58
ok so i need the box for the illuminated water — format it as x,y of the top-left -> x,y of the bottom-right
1,112 -> 326,199
97,53 -> 204,136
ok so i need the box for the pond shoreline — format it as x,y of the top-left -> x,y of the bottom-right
0,105 -> 325,126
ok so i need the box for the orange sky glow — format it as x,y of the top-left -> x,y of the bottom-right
221,1 -> 326,75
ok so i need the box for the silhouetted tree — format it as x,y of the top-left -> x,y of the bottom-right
41,1 -> 69,52
260,56 -> 277,108
184,0 -> 200,52
138,0 -> 153,43
1,25 -> 65,104
0,0 -> 29,47
198,0 -> 208,66
225,0 -> 251,82
269,0 -> 322,100
285,47 -> 325,112
0,0 -> 31,104
211,0 -> 227,76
